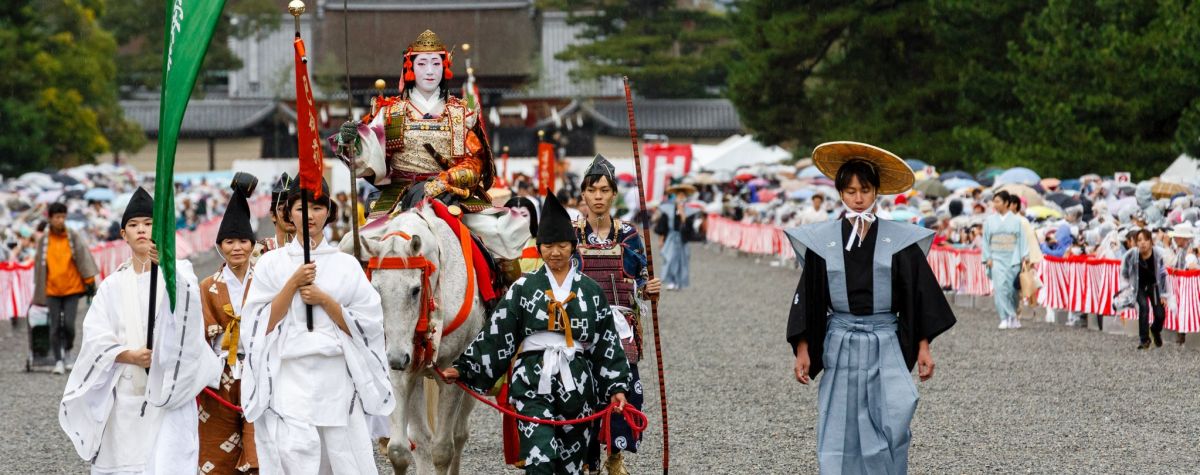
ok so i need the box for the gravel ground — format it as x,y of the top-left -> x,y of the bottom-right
3,242 -> 1198,473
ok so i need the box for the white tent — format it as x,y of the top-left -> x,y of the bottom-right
692,135 -> 791,172
1162,154 -> 1200,184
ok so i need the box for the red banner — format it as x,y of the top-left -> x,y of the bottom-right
537,142 -> 555,195
294,37 -> 325,199
644,144 -> 693,203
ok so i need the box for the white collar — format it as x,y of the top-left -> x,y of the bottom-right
409,88 -> 444,116
285,236 -> 337,256
544,265 -> 577,302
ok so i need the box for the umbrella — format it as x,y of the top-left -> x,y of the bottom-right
889,208 -> 919,223
975,167 -> 1004,187
905,159 -> 929,171
748,178 -> 771,187
84,187 -> 116,202
734,173 -> 756,182
1151,181 -> 1191,199
943,178 -> 981,191
616,172 -> 635,183
811,177 -> 835,187
1060,178 -> 1082,191
798,166 -> 825,179
1027,206 -> 1062,220
35,190 -> 62,204
794,158 -> 813,169
914,178 -> 950,198
780,179 -> 807,192
1044,192 -> 1081,209
939,170 -> 973,182
50,173 -> 81,186
995,183 -> 1045,207
995,167 -> 1041,186
788,189 -> 815,200
1040,178 -> 1061,191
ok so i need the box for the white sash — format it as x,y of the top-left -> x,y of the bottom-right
522,331 -> 588,395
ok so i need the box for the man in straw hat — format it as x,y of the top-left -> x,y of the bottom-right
786,141 -> 956,474
653,182 -> 702,290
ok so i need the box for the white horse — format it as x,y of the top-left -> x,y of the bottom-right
342,206 -> 487,474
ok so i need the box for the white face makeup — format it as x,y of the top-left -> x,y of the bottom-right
411,53 -> 443,95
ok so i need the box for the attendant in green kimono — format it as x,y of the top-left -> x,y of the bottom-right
443,191 -> 631,475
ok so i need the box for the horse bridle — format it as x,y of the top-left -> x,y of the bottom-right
366,230 -> 440,370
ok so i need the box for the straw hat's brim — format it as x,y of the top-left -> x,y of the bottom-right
812,141 -> 915,195
666,184 -> 697,195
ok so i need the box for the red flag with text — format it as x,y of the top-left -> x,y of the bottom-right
294,37 -> 324,198
537,142 -> 556,195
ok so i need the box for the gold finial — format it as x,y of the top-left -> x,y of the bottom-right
467,67 -> 475,76
408,30 -> 448,53
538,130 -> 545,139
374,79 -> 387,91
287,0 -> 305,16
503,145 -> 510,153
462,43 -> 471,53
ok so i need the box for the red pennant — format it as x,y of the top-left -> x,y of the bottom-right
294,37 -> 324,199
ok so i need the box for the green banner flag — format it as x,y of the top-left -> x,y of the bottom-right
153,0 -> 227,309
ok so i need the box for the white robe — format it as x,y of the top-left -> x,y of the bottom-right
59,259 -> 223,474
240,239 -> 392,474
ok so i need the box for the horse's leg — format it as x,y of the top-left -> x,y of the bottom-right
387,370 -> 419,473
430,382 -> 468,474
408,375 -> 439,474
449,388 -> 475,475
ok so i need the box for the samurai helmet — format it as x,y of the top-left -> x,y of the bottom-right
403,29 -> 453,83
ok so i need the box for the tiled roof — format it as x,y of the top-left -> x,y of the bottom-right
319,4 -> 536,78
341,0 -> 532,10
121,99 -> 277,137
587,98 -> 744,137
516,11 -> 623,99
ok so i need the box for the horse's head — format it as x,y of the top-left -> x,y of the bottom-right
350,208 -> 443,372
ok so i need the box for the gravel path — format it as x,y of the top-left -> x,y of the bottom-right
3,243 -> 1198,473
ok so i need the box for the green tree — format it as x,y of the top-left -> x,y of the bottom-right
727,0 -> 1200,178
545,0 -> 732,98
0,0 -> 142,174
993,0 -> 1200,178
103,0 -> 279,92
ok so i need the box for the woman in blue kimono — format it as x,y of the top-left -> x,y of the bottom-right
654,184 -> 702,290
982,189 -> 1029,329
786,142 -> 956,475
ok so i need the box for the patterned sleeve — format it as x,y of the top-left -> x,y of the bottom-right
586,286 -> 631,399
619,224 -> 649,288
453,280 -> 525,394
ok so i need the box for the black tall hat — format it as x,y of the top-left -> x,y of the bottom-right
216,190 -> 255,245
271,172 -> 291,208
536,191 -> 576,246
583,154 -> 616,184
122,187 -> 154,228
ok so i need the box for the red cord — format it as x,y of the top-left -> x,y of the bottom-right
434,367 -> 647,454
200,387 -> 244,413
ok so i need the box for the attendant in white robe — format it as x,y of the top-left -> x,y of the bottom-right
240,180 -> 393,475
59,187 -> 223,474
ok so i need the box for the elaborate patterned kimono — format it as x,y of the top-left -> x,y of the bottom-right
197,264 -> 257,473
982,212 -> 1028,322
786,219 -> 956,475
453,266 -> 631,475
574,219 -> 649,457
59,260 -> 223,474
240,239 -> 393,474
354,94 -> 494,214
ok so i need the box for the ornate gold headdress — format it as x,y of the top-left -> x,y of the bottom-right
404,30 -> 453,82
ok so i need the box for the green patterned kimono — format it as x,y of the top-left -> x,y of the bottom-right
453,265 -> 631,475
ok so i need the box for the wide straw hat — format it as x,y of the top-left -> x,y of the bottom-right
812,141 -> 915,195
